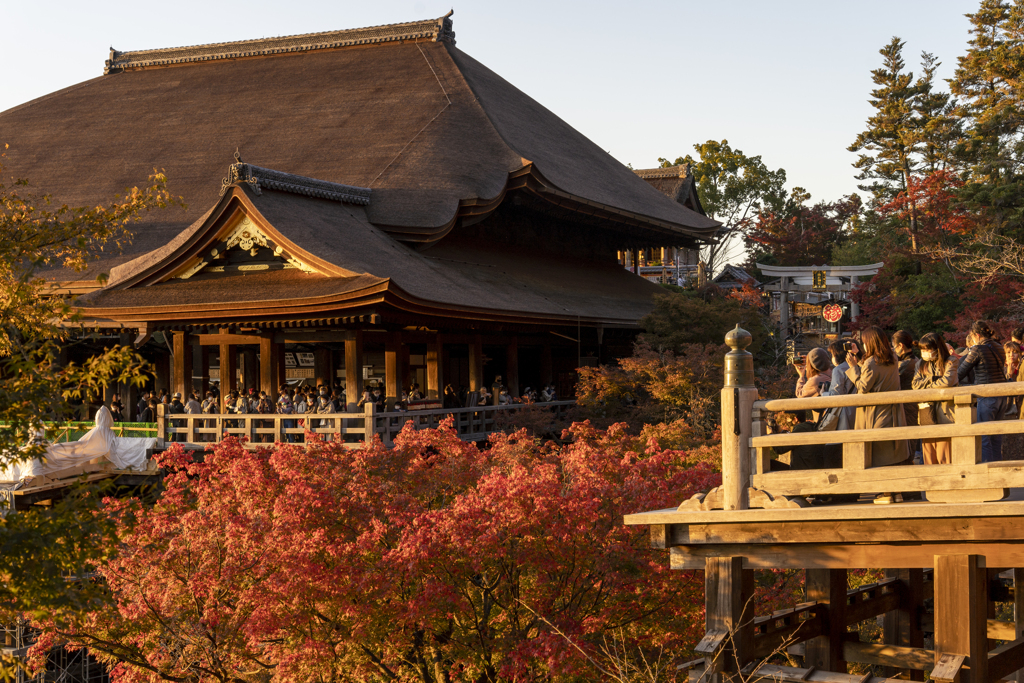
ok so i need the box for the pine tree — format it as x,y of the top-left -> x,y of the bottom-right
849,37 -> 923,252
912,52 -> 961,173
950,0 -> 1024,234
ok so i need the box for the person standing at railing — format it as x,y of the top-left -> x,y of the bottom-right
822,340 -> 855,431
845,326 -> 909,504
912,333 -> 958,465
277,391 -> 296,443
958,320 -> 1007,463
794,348 -> 832,420
892,330 -> 921,462
167,392 -> 186,443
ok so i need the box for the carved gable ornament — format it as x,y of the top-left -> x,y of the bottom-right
173,216 -> 317,280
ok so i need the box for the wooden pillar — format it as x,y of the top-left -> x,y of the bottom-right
934,554 -> 987,683
275,342 -> 286,396
172,332 -> 192,399
631,248 -> 639,275
469,335 -> 484,392
259,335 -> 280,398
540,343 -> 553,386
506,336 -> 519,397
242,349 -> 257,393
779,276 -> 790,339
345,330 -> 364,411
426,335 -> 443,400
314,347 -> 332,390
883,569 -> 925,680
805,569 -> 848,673
704,557 -> 754,677
118,332 -> 138,419
154,350 -> 171,395
385,332 -> 403,410
219,342 -> 237,393
200,346 -> 212,396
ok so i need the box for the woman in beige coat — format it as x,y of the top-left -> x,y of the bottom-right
912,332 -> 958,464
846,326 -> 910,503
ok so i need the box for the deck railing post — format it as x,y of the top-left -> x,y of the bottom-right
722,325 -> 756,510
156,403 -> 166,447
364,403 -> 376,443
952,394 -> 980,465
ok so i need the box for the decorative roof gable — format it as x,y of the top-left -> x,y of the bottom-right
104,12 -> 456,74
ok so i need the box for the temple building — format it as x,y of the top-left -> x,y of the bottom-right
0,13 -> 719,413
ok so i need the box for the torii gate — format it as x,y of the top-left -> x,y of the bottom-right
756,263 -> 883,340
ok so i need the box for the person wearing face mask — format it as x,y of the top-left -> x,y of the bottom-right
891,330 -> 920,460
912,332 -> 958,464
822,339 -> 856,431
958,320 -> 1007,462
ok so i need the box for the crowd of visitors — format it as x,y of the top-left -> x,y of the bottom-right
114,376 -> 561,443
778,320 -> 1024,503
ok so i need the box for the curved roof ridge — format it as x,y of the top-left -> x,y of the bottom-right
105,12 -> 456,74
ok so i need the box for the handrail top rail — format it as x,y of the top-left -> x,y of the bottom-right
161,400 -> 575,420
755,381 -> 1024,412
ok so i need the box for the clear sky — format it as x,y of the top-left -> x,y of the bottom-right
2,0 -> 979,205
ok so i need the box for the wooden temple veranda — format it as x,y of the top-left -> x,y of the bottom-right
627,327 -> 1024,683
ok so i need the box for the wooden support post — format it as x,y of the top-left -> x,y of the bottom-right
506,336 -> 519,398
843,441 -> 870,470
154,350 -> 170,396
118,332 -> 138,420
704,556 -> 754,676
219,342 -> 237,393
172,332 -> 192,400
200,346 -> 212,396
314,347 -> 332,390
275,342 -> 286,396
540,343 -> 553,386
469,335 -> 484,392
722,326 -> 755,511
934,554 -> 987,683
242,349 -> 257,393
752,407 -> 770,475
1015,569 -> 1024,683
427,336 -> 443,400
952,395 -> 980,466
156,402 -> 167,447
364,402 -> 377,443
385,332 -> 403,410
882,569 -> 924,680
259,335 -> 280,399
805,569 -> 848,673
345,330 -> 364,411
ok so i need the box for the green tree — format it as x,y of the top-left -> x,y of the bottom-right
0,145 -> 179,679
849,37 -> 925,253
950,0 -> 1024,235
660,140 -> 787,275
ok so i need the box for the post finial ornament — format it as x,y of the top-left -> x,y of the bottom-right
723,324 -> 755,388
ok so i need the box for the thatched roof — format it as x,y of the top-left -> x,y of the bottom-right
1,13 -> 718,282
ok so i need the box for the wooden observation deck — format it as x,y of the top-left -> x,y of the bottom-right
625,326 -> 1024,683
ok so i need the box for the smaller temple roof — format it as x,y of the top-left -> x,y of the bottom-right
632,164 -> 708,220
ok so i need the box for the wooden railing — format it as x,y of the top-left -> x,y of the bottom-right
156,401 -> 576,448
744,382 -> 1024,504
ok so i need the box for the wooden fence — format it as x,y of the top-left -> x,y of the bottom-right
156,401 -> 576,448
712,335 -> 1024,509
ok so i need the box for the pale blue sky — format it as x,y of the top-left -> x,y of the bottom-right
2,0 -> 978,205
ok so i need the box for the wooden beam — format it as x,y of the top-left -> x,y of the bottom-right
844,577 -> 901,626
659,517 -> 1024,547
751,461 -> 1024,497
196,333 -> 264,346
805,569 -> 847,672
934,555 -> 987,683
842,641 -> 933,671
172,331 -> 192,399
931,654 -> 966,683
751,605 -> 823,659
345,330 -> 363,411
989,635 -> 1024,682
669,543 -> 1024,570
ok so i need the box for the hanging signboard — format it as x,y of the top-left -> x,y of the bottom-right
822,303 -> 843,323
812,270 -> 827,291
